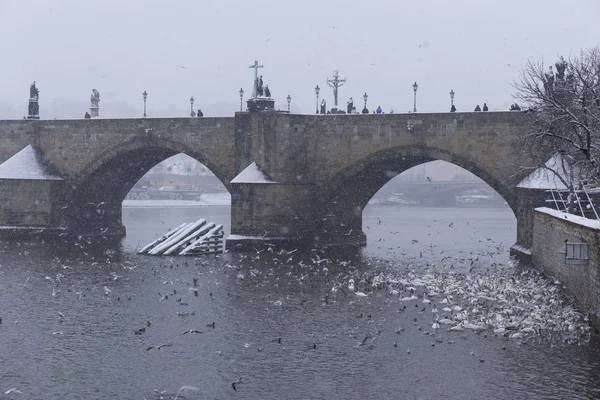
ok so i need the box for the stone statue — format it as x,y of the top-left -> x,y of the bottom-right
474,104 -> 481,112
264,85 -> 271,98
544,66 -> 555,94
256,75 -> 264,97
320,99 -> 326,115
28,81 -> 40,118
482,103 -> 488,111
29,81 -> 39,100
90,89 -> 100,107
555,57 -> 567,80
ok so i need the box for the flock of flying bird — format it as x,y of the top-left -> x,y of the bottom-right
1,218 -> 595,397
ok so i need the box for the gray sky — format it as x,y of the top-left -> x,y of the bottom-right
1,0 -> 598,118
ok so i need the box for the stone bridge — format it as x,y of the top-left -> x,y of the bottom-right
0,117 -> 234,237
0,111 -> 541,254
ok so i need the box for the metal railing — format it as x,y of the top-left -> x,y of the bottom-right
545,181 -> 599,219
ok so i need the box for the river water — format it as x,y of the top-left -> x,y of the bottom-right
1,204 -> 599,400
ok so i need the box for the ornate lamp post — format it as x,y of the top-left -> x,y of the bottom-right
143,90 -> 148,118
315,85 -> 320,114
450,89 -> 455,112
190,96 -> 195,117
286,94 -> 291,112
412,82 -> 418,113
363,92 -> 368,109
239,88 -> 244,111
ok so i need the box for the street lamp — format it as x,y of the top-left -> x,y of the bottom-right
363,92 -> 368,109
239,88 -> 244,111
190,96 -> 195,117
315,85 -> 320,114
450,89 -> 455,112
143,90 -> 148,118
286,94 -> 291,112
412,82 -> 418,113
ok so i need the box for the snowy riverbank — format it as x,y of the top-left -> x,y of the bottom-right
122,193 -> 230,208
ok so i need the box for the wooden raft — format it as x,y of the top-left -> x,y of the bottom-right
138,219 -> 224,256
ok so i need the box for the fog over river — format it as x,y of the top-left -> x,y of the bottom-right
1,204 -> 599,400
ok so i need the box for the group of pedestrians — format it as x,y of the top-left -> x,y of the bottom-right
317,97 -> 386,115
345,98 -> 382,114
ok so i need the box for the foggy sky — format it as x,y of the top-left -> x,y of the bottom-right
1,0 -> 598,119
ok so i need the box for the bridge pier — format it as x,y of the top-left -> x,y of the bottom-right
225,111 -> 369,250
64,202 -> 127,238
225,179 -> 368,249
227,182 -> 317,249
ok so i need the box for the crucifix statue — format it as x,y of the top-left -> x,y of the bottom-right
327,70 -> 347,108
248,60 -> 264,98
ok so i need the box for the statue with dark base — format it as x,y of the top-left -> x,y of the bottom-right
246,60 -> 275,112
27,81 -> 40,119
89,89 -> 100,117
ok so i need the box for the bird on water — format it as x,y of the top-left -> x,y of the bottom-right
231,377 -> 244,391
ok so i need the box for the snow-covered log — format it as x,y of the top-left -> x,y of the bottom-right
137,222 -> 188,254
148,219 -> 206,255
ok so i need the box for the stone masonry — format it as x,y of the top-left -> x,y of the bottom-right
0,111 -> 537,248
226,111 -> 535,249
532,208 -> 600,329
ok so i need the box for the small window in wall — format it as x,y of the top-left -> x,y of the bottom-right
564,242 -> 589,265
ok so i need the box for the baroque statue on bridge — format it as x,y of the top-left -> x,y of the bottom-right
255,75 -> 264,97
555,56 -> 567,80
90,89 -> 100,107
29,81 -> 39,100
246,60 -> 275,111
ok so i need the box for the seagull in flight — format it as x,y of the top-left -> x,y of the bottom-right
146,344 -> 172,351
87,201 -> 107,208
180,329 -> 203,335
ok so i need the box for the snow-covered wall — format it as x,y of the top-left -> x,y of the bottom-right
532,207 -> 600,328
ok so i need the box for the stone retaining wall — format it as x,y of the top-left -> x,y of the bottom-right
532,207 -> 600,329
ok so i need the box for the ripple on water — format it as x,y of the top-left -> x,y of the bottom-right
0,212 -> 599,399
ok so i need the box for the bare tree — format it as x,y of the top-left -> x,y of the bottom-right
513,47 -> 600,202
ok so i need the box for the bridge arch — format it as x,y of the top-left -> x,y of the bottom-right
71,136 -> 231,192
61,137 -> 231,236
314,144 -> 516,244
